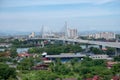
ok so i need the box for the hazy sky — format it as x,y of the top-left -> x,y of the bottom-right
0,0 -> 120,32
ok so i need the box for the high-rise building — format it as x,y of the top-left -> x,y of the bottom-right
64,21 -> 68,39
68,28 -> 78,39
41,25 -> 44,38
100,32 -> 115,40
63,21 -> 78,39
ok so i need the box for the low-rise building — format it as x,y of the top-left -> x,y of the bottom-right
43,53 -> 86,62
89,54 -> 112,60
0,43 -> 12,48
42,53 -> 112,62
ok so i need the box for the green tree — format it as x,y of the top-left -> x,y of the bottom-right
70,58 -> 79,65
10,47 -> 17,58
93,59 -> 106,66
81,57 -> 94,67
105,47 -> 115,55
0,63 -> 16,79
17,58 -> 34,70
114,56 -> 120,61
112,63 -> 120,74
90,47 -> 103,54
80,67 -> 91,75
22,71 -> 58,80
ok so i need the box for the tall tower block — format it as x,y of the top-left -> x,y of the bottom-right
41,25 -> 44,38
64,21 -> 68,39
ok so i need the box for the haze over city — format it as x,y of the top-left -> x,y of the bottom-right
0,0 -> 120,32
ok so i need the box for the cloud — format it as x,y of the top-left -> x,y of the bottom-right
0,0 -> 118,8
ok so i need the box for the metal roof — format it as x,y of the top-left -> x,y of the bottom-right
46,54 -> 86,58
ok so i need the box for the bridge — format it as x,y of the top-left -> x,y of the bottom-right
28,38 -> 120,56
29,38 -> 120,48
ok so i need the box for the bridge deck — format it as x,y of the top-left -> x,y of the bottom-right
29,38 -> 120,48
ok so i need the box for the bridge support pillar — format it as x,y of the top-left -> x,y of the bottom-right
37,41 -> 40,45
72,42 -> 75,45
41,41 -> 44,48
65,41 -> 69,45
66,41 -> 70,44
85,44 -> 89,52
115,48 -> 120,56
34,41 -> 36,45
99,45 -> 102,50
63,40 -> 66,45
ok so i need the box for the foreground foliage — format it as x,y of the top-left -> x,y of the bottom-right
0,63 -> 16,80
19,57 -> 119,80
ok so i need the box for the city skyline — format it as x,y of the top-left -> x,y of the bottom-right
0,0 -> 120,32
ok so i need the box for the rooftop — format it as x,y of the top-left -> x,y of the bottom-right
46,53 -> 86,58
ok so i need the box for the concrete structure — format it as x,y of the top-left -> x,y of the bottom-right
42,53 -> 112,63
46,53 -> 86,58
44,53 -> 86,62
64,22 -> 78,39
68,28 -> 78,39
29,32 -> 35,38
41,25 -> 44,38
64,21 -> 68,39
27,37 -> 120,56
88,32 -> 115,40
43,32 -> 55,38
89,54 -> 112,60
0,43 -> 12,48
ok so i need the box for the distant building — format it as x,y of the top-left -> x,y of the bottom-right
43,53 -> 86,62
43,32 -> 55,38
42,53 -> 113,62
89,54 -> 112,60
68,28 -> 78,39
0,43 -> 12,48
46,53 -> 86,58
29,32 -> 35,38
88,32 -> 115,40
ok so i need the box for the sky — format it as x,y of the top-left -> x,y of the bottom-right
0,0 -> 120,32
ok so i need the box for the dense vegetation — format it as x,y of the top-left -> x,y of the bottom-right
0,63 -> 16,80
19,57 -> 120,80
28,44 -> 83,55
90,47 -> 115,55
0,38 -> 120,80
11,39 -> 36,48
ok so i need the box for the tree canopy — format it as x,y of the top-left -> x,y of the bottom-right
0,63 -> 16,80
